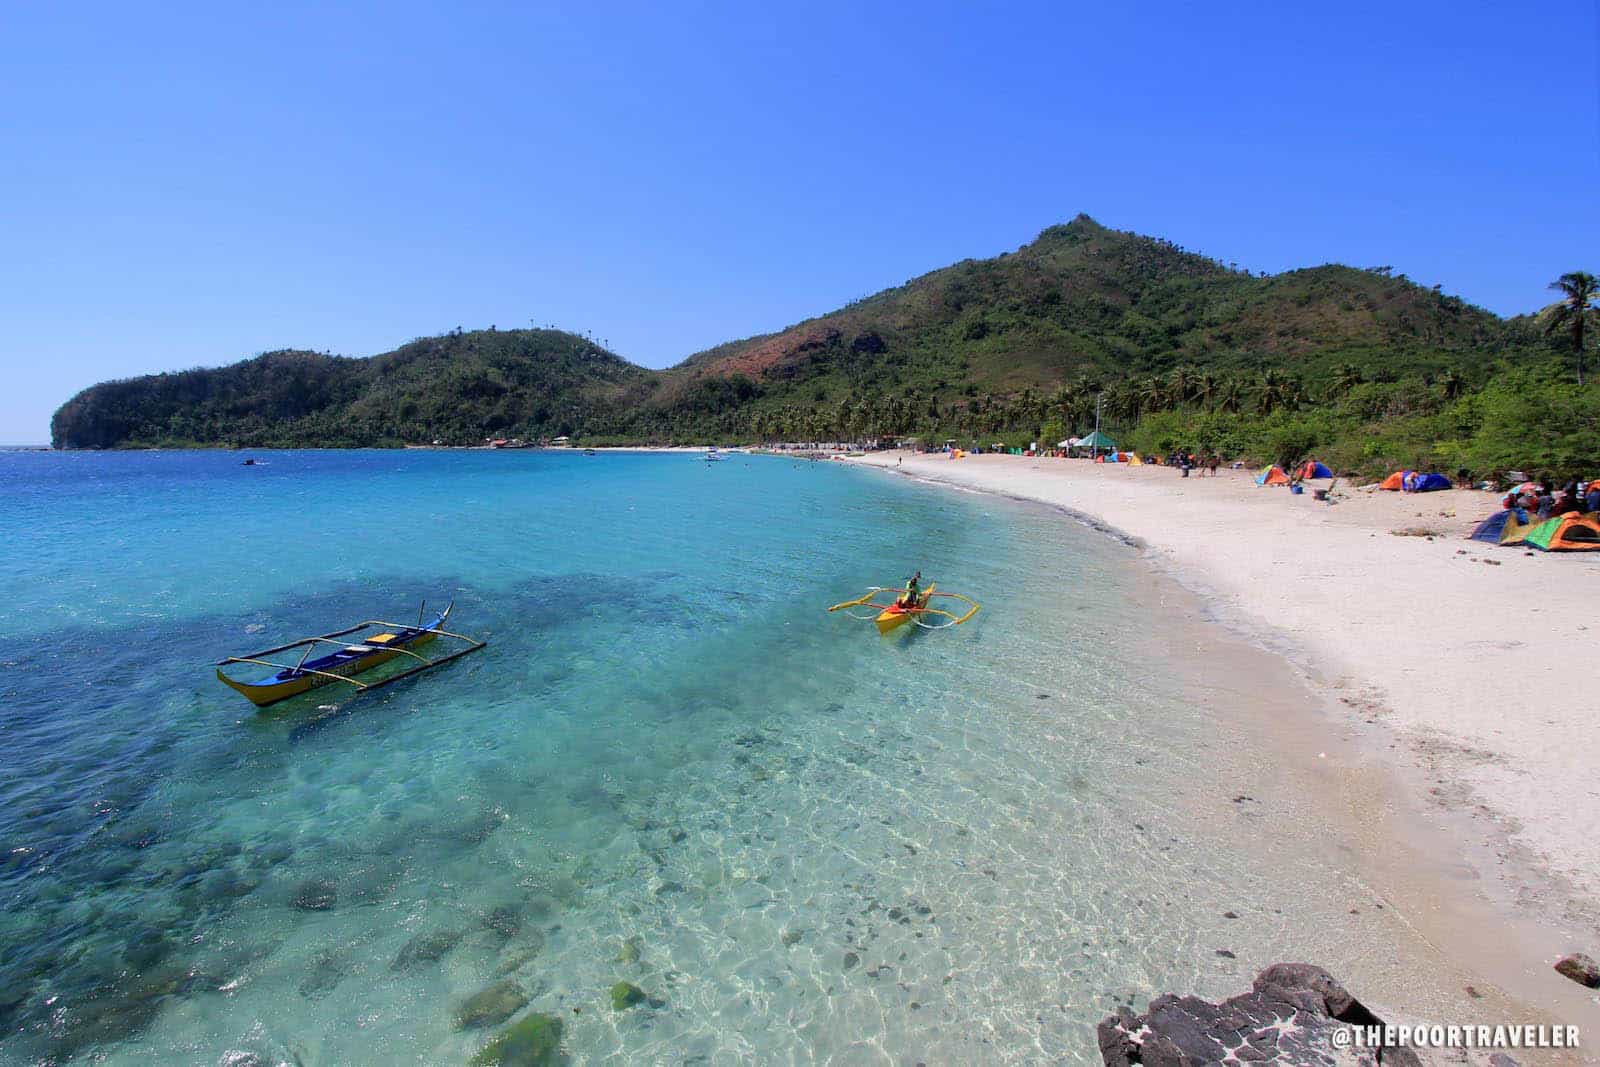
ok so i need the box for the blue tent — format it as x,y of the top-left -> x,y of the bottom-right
1299,461 -> 1334,479
1404,472 -> 1452,492
1469,509 -> 1525,543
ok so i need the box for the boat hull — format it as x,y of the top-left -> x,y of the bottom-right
218,623 -> 441,708
874,584 -> 934,635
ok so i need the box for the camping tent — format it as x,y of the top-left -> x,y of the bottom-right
1469,509 -> 1527,544
1499,511 -> 1535,546
1524,512 -> 1600,551
1378,470 -> 1410,491
1127,452 -> 1143,466
1255,466 -> 1291,486
1404,472 -> 1452,492
1297,461 -> 1334,480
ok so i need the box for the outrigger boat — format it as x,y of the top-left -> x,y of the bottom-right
827,583 -> 980,634
215,601 -> 486,708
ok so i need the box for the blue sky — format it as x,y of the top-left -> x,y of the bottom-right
2,2 -> 1596,442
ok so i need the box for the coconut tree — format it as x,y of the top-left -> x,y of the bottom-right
1216,377 -> 1243,414
1257,369 -> 1289,415
1135,376 -> 1167,414
1195,372 -> 1219,409
1329,362 -> 1365,398
1545,271 -> 1598,385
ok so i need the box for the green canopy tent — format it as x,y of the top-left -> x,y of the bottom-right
1074,430 -> 1117,456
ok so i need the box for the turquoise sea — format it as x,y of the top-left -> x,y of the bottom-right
1,450 -> 1362,1064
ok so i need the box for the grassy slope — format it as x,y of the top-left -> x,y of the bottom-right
52,215 -> 1566,468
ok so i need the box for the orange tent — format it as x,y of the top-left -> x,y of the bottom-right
1255,466 -> 1291,486
1378,471 -> 1407,491
1524,512 -> 1600,551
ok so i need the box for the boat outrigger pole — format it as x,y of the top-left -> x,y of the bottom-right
827,584 -> 980,634
214,600 -> 487,708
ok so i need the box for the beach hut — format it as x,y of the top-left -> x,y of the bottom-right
1297,460 -> 1334,480
1255,466 -> 1291,486
1523,512 -> 1600,551
1469,509 -> 1527,544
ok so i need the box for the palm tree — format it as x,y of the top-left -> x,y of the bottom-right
1257,369 -> 1288,415
1216,377 -> 1243,414
1545,271 -> 1598,385
1329,363 -> 1365,398
1137,376 -> 1168,415
1168,365 -> 1198,406
1195,372 -> 1219,409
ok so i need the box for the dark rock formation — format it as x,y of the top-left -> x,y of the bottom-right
1554,952 -> 1600,988
1098,963 -> 1423,1066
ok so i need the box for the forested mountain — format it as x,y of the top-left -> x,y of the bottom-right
50,216 -> 1594,477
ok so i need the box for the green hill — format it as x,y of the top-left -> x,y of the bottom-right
50,215 -> 1593,477
51,330 -> 653,448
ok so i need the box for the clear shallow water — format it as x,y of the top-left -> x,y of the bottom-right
1,450 -> 1368,1064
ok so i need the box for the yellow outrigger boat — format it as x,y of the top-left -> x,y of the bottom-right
827,582 -> 980,634
215,601 -> 486,708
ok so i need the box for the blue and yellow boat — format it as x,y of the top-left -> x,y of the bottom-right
215,602 -> 486,708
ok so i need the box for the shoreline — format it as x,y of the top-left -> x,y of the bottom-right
844,450 -> 1600,1044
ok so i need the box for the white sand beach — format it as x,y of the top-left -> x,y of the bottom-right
846,452 -> 1600,980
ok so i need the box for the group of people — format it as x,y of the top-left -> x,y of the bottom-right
1502,479 -> 1600,519
1168,450 -> 1222,477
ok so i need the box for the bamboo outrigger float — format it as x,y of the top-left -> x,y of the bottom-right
827,583 -> 980,634
215,601 -> 486,708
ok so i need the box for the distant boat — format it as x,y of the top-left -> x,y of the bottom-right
703,448 -> 724,462
583,448 -> 596,456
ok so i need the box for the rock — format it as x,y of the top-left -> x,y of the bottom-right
843,951 -> 860,970
298,950 -> 345,999
470,1012 -> 563,1066
780,928 -> 804,946
482,905 -> 522,942
609,981 -> 646,1011
495,931 -> 548,975
291,879 -> 337,911
1554,952 -> 1600,988
390,928 -> 462,971
617,935 -> 643,963
1098,963 -> 1426,1067
453,980 -> 529,1030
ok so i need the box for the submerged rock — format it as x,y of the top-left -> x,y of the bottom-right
616,935 -> 643,964
1554,952 -> 1600,988
297,950 -> 345,999
482,905 -> 522,942
469,1012 -> 564,1066
495,931 -> 548,976
609,981 -> 646,1011
453,980 -> 528,1029
390,928 -> 463,971
1098,963 -> 1429,1066
291,879 -> 337,911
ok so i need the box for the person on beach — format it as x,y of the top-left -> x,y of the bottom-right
1586,481 -> 1600,514
1536,482 -> 1556,519
1208,454 -> 1221,477
899,571 -> 923,609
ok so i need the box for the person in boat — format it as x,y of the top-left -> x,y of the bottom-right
899,571 -> 923,609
